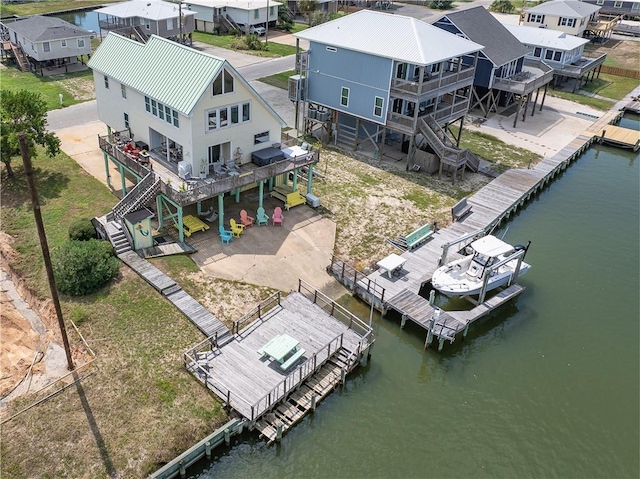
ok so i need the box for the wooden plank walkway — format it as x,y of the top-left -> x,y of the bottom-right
118,251 -> 228,337
622,100 -> 640,114
584,124 -> 640,151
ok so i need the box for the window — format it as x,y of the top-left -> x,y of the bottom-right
172,110 -> 179,127
61,39 -> 67,48
545,50 -> 554,60
254,9 -> 259,19
77,38 -> 85,48
124,113 -> 129,130
254,131 -> 269,144
326,46 -> 337,52
533,47 -> 542,58
219,107 -> 228,128
145,19 -> 151,30
104,75 -> 109,89
242,102 -> 250,122
431,62 -> 441,74
614,0 -> 622,7
554,51 -> 562,61
121,84 -> 127,99
208,110 -> 218,129
528,13 -> 544,23
596,0 -> 604,4
145,96 -> 150,112
373,97 -> 383,117
158,102 -> 165,120
270,6 -> 275,16
340,87 -> 349,107
559,17 -> 576,27
165,105 -> 171,124
213,70 -> 234,95
207,102 -> 250,131
231,105 -> 239,124
167,18 -> 173,30
144,95 -> 179,127
151,99 -> 157,115
43,42 -> 50,52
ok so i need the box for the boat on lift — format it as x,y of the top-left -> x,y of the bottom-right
431,235 -> 531,297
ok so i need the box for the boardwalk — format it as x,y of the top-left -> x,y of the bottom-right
119,251 -> 228,338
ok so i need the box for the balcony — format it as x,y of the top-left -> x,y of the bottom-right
99,134 -> 319,207
493,58 -> 554,95
552,53 -> 607,78
386,98 -> 470,134
390,68 -> 475,101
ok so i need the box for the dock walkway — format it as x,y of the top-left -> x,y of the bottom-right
119,251 -> 228,338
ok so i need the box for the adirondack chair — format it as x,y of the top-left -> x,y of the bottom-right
272,206 -> 284,226
229,218 -> 244,237
240,209 -> 254,227
219,225 -> 232,245
256,207 -> 269,226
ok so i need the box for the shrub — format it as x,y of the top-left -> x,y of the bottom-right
245,34 -> 265,51
489,0 -> 515,13
53,239 -> 119,296
429,0 -> 453,8
68,218 -> 97,241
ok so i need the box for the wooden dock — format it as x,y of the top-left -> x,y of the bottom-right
622,100 -> 640,115
184,284 -> 374,443
119,251 -> 228,338
585,124 -> 640,151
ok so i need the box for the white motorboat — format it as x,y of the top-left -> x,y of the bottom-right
431,235 -> 531,297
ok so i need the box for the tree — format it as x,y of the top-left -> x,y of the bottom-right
489,0 -> 515,13
278,4 -> 294,31
428,0 -> 453,9
298,0 -> 318,26
0,89 -> 60,179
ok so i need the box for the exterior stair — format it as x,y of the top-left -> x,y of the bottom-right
220,14 -> 242,33
132,26 -> 149,43
107,172 -> 160,223
10,43 -> 30,72
417,115 -> 480,172
105,220 -> 133,255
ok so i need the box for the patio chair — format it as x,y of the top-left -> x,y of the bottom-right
240,209 -> 254,227
256,207 -> 269,226
272,206 -> 284,226
225,159 -> 239,174
219,225 -> 232,245
212,161 -> 225,177
229,218 -> 244,237
200,206 -> 218,223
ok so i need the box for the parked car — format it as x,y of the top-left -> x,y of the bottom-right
250,25 -> 266,35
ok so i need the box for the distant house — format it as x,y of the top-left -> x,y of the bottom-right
185,0 -> 281,34
294,10 -> 484,175
433,7 -> 554,123
579,0 -> 640,18
504,24 -> 607,91
95,0 -> 196,44
1,15 -> 92,72
88,34 -> 316,242
522,0 -> 601,36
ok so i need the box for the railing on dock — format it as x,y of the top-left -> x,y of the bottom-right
249,333 -> 344,421
231,291 -> 282,335
326,255 -> 387,308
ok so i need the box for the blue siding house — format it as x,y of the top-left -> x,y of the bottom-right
433,6 -> 554,124
294,10 -> 484,172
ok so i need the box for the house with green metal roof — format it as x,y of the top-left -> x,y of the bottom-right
88,33 -> 318,244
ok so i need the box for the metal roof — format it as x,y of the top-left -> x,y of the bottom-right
471,235 -> 515,257
88,33 -> 224,115
4,15 -> 92,42
434,7 -> 528,68
186,0 -> 282,10
504,24 -> 589,50
524,0 -> 601,17
95,1 -> 196,21
294,10 -> 483,66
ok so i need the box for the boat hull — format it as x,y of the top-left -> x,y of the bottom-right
433,263 -> 530,297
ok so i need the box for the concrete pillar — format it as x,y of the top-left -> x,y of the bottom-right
103,153 -> 111,188
218,193 -> 224,230
119,164 -> 127,195
258,180 -> 264,209
307,165 -> 314,194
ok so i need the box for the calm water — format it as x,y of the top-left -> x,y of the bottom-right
192,144 -> 639,479
620,112 -> 640,131
54,11 -> 100,34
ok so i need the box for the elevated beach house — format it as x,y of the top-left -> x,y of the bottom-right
433,7 -> 554,126
88,33 -> 318,244
579,0 -> 640,18
0,16 -> 92,73
293,10 -> 484,177
95,0 -> 196,45
185,0 -> 281,35
522,0 -> 601,36
504,23 -> 606,91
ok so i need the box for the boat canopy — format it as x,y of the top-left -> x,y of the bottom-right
470,236 -> 515,258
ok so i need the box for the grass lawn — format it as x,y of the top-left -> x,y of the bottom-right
580,73 -> 640,100
549,88 -> 615,111
0,152 -> 233,478
0,66 -> 95,110
192,31 -> 298,57
0,0 -> 107,15
258,69 -> 295,90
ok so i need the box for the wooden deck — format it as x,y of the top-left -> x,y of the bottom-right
622,100 -> 640,115
185,290 -> 373,442
119,251 -> 228,337
584,124 -> 640,151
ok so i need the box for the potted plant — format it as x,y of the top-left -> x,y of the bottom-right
199,159 -> 207,179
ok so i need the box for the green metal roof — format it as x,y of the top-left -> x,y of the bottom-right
88,34 -> 224,116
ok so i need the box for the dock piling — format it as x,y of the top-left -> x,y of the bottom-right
205,441 -> 211,460
224,428 -> 230,446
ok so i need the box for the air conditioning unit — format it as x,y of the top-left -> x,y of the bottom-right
288,74 -> 304,101
305,193 -> 320,208
177,160 -> 192,180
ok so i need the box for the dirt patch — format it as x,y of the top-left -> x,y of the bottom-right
585,39 -> 640,70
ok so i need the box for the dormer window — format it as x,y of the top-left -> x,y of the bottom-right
213,70 -> 234,96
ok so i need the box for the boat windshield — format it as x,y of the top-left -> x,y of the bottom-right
473,253 -> 493,267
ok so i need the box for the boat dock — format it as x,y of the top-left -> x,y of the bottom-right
329,111 -> 629,350
622,100 -> 640,115
184,281 -> 374,443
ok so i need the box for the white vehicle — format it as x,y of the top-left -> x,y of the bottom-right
431,235 -> 531,297
250,25 -> 266,35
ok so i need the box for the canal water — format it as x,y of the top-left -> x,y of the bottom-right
53,10 -> 100,34
189,144 -> 638,478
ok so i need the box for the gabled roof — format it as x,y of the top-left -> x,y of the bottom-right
434,7 -> 527,68
524,0 -> 600,17
4,15 -> 91,41
186,0 -> 282,10
504,24 -> 589,51
88,33 -> 285,125
294,10 -> 483,66
95,1 -> 196,21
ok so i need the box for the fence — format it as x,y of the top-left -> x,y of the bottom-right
600,65 -> 640,80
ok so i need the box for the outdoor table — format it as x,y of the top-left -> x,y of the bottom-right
377,253 -> 407,278
258,334 -> 300,364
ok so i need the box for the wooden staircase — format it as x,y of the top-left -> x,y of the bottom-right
220,14 -> 242,33
418,115 -> 480,173
107,173 -> 160,223
9,43 -> 30,72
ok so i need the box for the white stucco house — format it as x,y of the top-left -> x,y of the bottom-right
88,32 -> 285,177
522,0 -> 601,36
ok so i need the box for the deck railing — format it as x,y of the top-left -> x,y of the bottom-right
390,67 -> 475,98
326,256 -> 387,310
249,332 -> 344,421
231,291 -> 282,335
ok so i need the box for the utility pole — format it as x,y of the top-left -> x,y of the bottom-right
265,0 -> 269,46
18,133 -> 75,371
